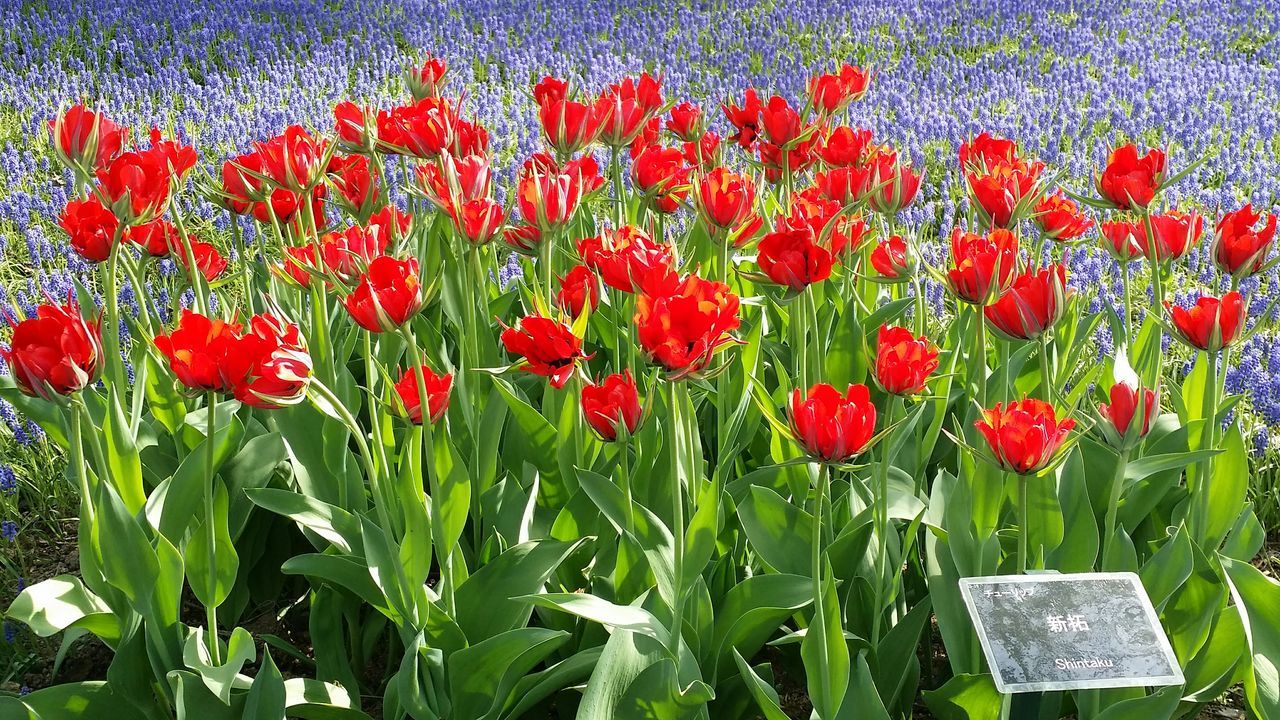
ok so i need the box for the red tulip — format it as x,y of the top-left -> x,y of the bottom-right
1,302 -> 102,400
221,152 -> 324,226
808,64 -> 870,114
327,154 -> 381,220
223,314 -> 312,409
975,397 -> 1076,474
416,153 -> 491,213
49,105 -> 129,172
782,190 -> 868,256
59,196 -> 120,263
722,88 -> 763,149
126,219 -> 178,258
866,149 -> 921,215
577,226 -> 674,293
627,117 -> 662,159
367,206 -> 413,244
965,161 -> 1044,228
1142,211 -> 1203,262
504,224 -> 543,254
1099,219 -> 1144,263
153,310 -> 242,393
517,154 -> 601,232
499,315 -> 588,389
696,167 -> 756,231
597,73 -> 664,147
450,198 -> 505,246
1212,204 -> 1277,277
875,325 -> 939,396
334,101 -> 376,151
451,117 -> 491,158
788,383 -> 877,463
635,273 -> 741,379
557,264 -> 600,317
871,235 -> 913,280
393,364 -> 452,424
581,371 -> 643,441
757,135 -> 820,182
814,166 -> 870,206
95,149 -> 172,224
175,239 -> 229,282
666,102 -> 703,142
1166,291 -> 1244,352
683,131 -> 722,170
818,126 -> 873,167
757,228 -> 834,292
944,227 -> 1020,305
1097,381 -> 1158,449
377,98 -> 457,158
1034,192 -> 1093,241
1096,144 -> 1166,210
984,264 -> 1070,341
632,145 -> 691,214
344,256 -> 425,332
147,127 -> 198,180
255,125 -> 330,191
536,77 -> 603,155
407,54 -> 448,100
760,95 -> 804,147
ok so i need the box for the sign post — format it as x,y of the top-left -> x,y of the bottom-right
959,572 -> 1183,698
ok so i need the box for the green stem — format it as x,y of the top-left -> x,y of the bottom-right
204,392 -> 221,664
310,379 -> 393,532
1016,474 -> 1028,574
973,306 -> 988,409
1101,448 -> 1130,569
610,146 -> 624,227
666,381 -> 685,656
871,396 -> 901,646
1195,351 -> 1221,542
811,461 -> 827,642
102,238 -> 129,393
620,436 -> 633,532
1038,333 -> 1055,405
541,232 -> 556,312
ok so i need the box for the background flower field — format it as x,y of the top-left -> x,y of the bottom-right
1,0 -> 1279,706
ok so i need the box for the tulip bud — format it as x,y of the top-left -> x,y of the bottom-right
581,371 -> 643,441
344,257 -> 425,333
393,364 -> 452,424
1,302 -> 103,400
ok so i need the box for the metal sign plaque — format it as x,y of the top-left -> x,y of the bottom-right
959,572 -> 1184,693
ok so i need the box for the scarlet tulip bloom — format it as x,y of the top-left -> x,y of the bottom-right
808,64 -> 870,115
1097,381 -> 1158,450
393,364 -> 452,424
635,274 -> 741,378
760,95 -> 804,147
1166,291 -> 1245,352
782,190 -> 868,256
344,256 -> 425,332
814,166 -> 870,206
59,196 -> 120,263
504,224 -> 542,254
284,225 -> 388,286
451,118 -> 491,158
126,219 -> 179,258
499,315 -> 588,389
537,90 -> 603,156
153,310 -> 242,393
683,131 -> 722,171
756,228 -> 834,293
867,150 -> 921,215
1142,211 -> 1203,262
965,160 -> 1044,228
1,302 -> 102,400
517,154 -> 601,232
147,127 -> 197,180
958,133 -> 1019,170
450,199 -> 505,246
975,397 -> 1076,475
95,149 -> 172,224
327,154 -> 381,220
577,226 -> 674,293
557,265 -> 600,317
377,98 -> 457,158
984,265 -> 1070,341
1034,192 -> 1094,241
334,101 -> 377,151
875,325 -> 939,396
818,126 -> 872,167
632,145 -> 692,214
49,105 -> 129,172
407,54 -> 448,100
175,239 -> 229,282
696,167 -> 756,232
722,88 -> 763,149
788,383 -> 877,463
255,125 -> 330,191
223,314 -> 313,409
1212,204 -> 1277,277
1099,220 -> 1144,263
416,153 -> 492,214
368,206 -> 413,242
1097,144 -> 1167,210
871,235 -> 913,280
581,371 -> 643,441
597,73 -> 664,147
944,227 -> 1020,305
666,102 -> 703,142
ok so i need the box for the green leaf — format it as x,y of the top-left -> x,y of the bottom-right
616,657 -> 714,719
243,648 -> 286,720
184,482 -> 239,609
502,647 -> 601,719
149,414 -> 242,542
738,485 -> 812,576
448,627 -> 570,720
281,554 -> 394,619
8,681 -> 146,720
283,678 -> 374,720
709,573 -> 813,681
1205,423 -> 1249,547
426,423 -> 472,561
523,593 -> 670,645
802,566 -> 849,720
103,387 -> 146,512
180,626 -> 256,705
1182,606 -> 1245,703
93,479 -> 159,610
244,488 -> 363,555
143,352 -> 187,436
1222,556 -> 1280,719
6,575 -> 119,644
1093,685 -> 1181,720
1138,526 -> 1193,610
875,598 -> 932,710
576,467 -> 677,609
454,539 -> 583,643
731,650 -> 790,720
921,673 -> 1002,720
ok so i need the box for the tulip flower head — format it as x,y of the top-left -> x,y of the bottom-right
635,273 -> 741,380
1096,144 -> 1167,210
666,102 -> 703,142
1142,210 -> 1203,263
343,256 -> 425,332
1097,381 -> 1158,451
875,325 -> 939,396
983,264 -> 1071,341
557,264 -> 600,317
499,315 -> 589,389
695,167 -> 756,234
756,227 -> 834,293
788,383 -> 877,463
59,196 -> 120,263
1099,219 -> 1144,263
944,227 -> 1020,305
95,148 -> 173,224
597,73 -> 664,148
1,302 -> 103,400
1034,192 -> 1094,242
1212,204 -> 1277,279
49,105 -> 129,173
975,397 -> 1076,475
393,364 -> 452,424
406,54 -> 448,101
153,310 -> 243,393
1166,291 -> 1245,353
577,225 -> 674,293
222,314 -> 313,409
870,235 -> 914,281
581,371 -> 643,441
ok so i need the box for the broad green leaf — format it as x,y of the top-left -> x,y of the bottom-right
93,479 -> 159,609
738,485 -> 812,576
180,626 -> 256,705
1222,556 -> 1280,719
524,593 -> 670,645
616,657 -> 714,719
709,573 -> 813,681
502,647 -> 601,719
184,482 -> 239,609
731,650 -> 790,720
6,575 -> 119,644
802,566 -> 849,720
8,681 -> 146,720
448,627 -> 570,720
921,673 -> 1002,720
243,648 -> 286,720
455,539 -> 583,642
1093,685 -> 1181,720
103,387 -> 146,512
244,488 -> 363,555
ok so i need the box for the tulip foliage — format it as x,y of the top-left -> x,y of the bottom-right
1,57 -> 1277,720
